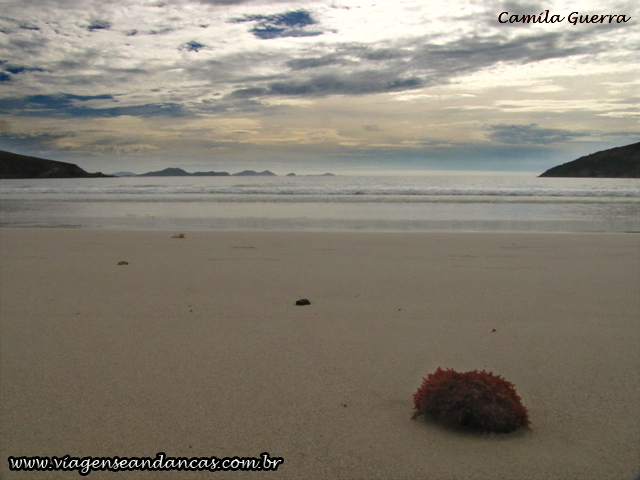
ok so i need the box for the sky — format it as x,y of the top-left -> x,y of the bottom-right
0,0 -> 638,175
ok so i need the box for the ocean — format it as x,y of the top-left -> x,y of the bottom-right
0,173 -> 638,232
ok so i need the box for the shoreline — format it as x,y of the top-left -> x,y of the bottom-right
1,220 -> 638,234
2,225 -> 640,233
1,228 -> 639,479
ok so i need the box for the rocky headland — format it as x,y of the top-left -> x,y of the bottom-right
0,150 -> 112,179
539,142 -> 640,178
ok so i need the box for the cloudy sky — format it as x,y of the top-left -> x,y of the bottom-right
0,0 -> 638,174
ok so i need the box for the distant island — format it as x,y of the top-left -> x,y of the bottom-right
138,168 -> 275,177
0,150 -> 112,179
135,168 -> 335,177
138,167 -> 231,177
539,142 -> 640,178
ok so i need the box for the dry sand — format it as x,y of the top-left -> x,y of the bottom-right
1,228 -> 638,480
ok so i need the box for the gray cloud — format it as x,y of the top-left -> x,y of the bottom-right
194,0 -> 305,3
251,26 -> 322,39
19,23 -> 41,30
222,28 -> 596,102
195,0 -> 256,4
486,124 -> 589,145
87,20 -> 111,31
0,131 -> 75,143
231,72 -> 422,98
498,0 -> 545,16
284,46 -> 412,70
359,48 -> 410,61
286,55 -> 347,70
407,31 -> 594,82
0,130 -> 77,159
0,62 -> 46,83
4,35 -> 50,55
230,87 -> 267,98
0,94 -> 188,118
2,64 -> 46,75
148,27 -> 175,35
272,74 -> 422,95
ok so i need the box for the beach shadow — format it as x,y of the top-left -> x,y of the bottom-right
414,415 -> 531,440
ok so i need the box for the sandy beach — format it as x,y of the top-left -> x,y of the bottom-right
1,228 -> 638,480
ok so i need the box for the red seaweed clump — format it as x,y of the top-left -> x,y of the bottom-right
412,368 -> 530,433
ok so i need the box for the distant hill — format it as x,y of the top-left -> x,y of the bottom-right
138,168 -> 276,177
139,168 -> 189,177
0,150 -> 111,179
193,170 -> 230,177
232,170 -> 276,176
138,167 -> 230,177
539,142 -> 640,178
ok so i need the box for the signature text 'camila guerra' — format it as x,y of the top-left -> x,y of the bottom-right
498,11 -> 631,25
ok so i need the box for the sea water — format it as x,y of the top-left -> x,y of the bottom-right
0,173 -> 638,232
